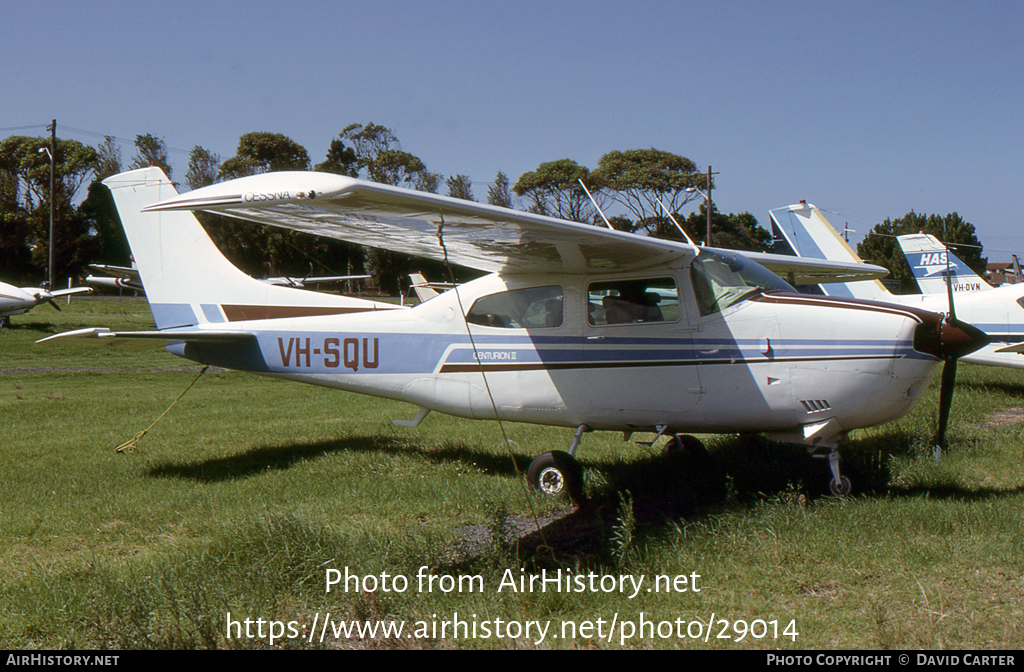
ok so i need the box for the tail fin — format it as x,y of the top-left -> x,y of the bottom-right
103,168 -> 392,329
897,233 -> 991,295
769,203 -> 890,300
408,273 -> 440,302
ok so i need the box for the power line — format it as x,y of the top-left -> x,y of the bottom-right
0,124 -> 48,133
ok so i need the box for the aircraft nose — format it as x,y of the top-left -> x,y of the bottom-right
912,312 -> 989,360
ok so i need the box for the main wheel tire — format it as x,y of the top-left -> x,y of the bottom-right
527,451 -> 583,502
663,434 -> 707,458
829,475 -> 852,497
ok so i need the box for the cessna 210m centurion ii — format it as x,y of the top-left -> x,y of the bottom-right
40,167 -> 988,499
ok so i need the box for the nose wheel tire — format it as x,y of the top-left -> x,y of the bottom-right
527,451 -> 584,503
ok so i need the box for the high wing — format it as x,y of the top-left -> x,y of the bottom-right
144,172 -> 690,275
145,171 -> 887,281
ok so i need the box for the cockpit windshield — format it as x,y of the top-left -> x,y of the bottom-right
690,249 -> 794,315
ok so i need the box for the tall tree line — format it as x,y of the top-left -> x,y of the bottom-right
4,123 -> 970,295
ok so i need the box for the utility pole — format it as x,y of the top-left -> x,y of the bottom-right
705,165 -> 718,246
47,119 -> 56,290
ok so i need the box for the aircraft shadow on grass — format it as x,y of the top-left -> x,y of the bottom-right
5,322 -> 58,335
146,430 -> 1024,564
145,435 -> 535,483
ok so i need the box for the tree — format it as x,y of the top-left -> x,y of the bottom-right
0,135 -> 99,282
337,122 -> 399,162
487,171 -> 512,208
129,134 -> 172,178
94,136 -> 122,181
593,148 -> 706,234
202,133 -> 316,277
694,207 -> 771,252
857,211 -> 986,294
513,159 -> 606,223
446,174 -> 475,201
314,137 -> 359,177
185,146 -> 221,190
325,122 -> 444,292
78,136 -> 127,268
218,132 -> 310,179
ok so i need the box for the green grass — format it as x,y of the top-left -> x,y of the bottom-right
2,297 -> 1024,648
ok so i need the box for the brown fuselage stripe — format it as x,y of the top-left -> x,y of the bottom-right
438,354 -> 897,373
753,293 -> 932,323
221,305 -> 376,321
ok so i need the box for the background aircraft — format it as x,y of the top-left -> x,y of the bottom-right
41,168 -> 986,499
258,273 -> 371,289
897,233 -> 991,295
86,263 -> 145,294
87,261 -> 369,295
406,272 -> 455,304
1,280 -> 92,327
770,201 -> 1024,371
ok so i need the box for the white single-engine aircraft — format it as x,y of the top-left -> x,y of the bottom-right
40,168 -> 988,499
1,280 -> 92,327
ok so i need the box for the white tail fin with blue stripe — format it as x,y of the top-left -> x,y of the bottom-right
897,233 -> 991,295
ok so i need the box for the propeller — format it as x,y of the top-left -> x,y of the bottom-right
929,234 -> 988,459
47,298 -> 62,312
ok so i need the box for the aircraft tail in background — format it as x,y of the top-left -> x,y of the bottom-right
897,233 -> 992,295
769,202 -> 890,300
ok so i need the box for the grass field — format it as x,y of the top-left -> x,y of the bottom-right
2,297 -> 1024,649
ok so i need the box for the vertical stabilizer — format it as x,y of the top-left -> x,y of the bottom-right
769,203 -> 889,300
408,273 -> 441,302
102,167 -> 393,329
897,233 -> 991,295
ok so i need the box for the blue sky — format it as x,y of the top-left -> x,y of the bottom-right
4,0 -> 1023,259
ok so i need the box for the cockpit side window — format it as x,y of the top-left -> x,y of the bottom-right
466,285 -> 563,328
587,277 -> 679,326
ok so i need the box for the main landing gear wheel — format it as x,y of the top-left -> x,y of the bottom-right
527,450 -> 584,503
663,434 -> 707,458
829,476 -> 852,497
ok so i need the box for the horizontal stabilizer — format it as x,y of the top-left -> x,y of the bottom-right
37,327 -> 256,345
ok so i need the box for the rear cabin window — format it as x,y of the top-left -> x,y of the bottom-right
466,286 -> 563,329
587,277 -> 679,326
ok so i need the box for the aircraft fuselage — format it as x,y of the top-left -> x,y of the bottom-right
169,268 -> 940,446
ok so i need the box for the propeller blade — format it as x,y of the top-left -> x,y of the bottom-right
933,355 -> 958,456
48,299 -> 62,312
